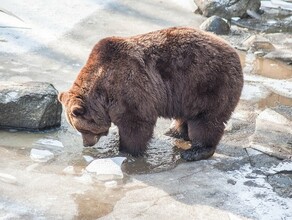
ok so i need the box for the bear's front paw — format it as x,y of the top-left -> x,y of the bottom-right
180,143 -> 215,161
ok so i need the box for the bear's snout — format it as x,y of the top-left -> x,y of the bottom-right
82,133 -> 99,147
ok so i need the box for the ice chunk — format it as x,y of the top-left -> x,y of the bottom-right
34,139 -> 64,148
105,180 -> 118,188
83,155 -> 94,163
63,166 -> 76,175
30,148 -> 54,162
0,173 -> 17,184
86,157 -> 126,181
74,173 -> 93,184
25,163 -> 39,172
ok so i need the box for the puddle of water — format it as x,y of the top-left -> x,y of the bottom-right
0,120 -> 186,177
84,131 -> 183,175
237,50 -> 292,79
255,57 -> 292,79
73,187 -> 125,219
258,92 -> 292,108
0,121 -> 186,219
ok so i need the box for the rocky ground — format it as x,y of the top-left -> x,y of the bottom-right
0,0 -> 291,219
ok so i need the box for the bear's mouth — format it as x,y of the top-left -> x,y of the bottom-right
81,131 -> 108,147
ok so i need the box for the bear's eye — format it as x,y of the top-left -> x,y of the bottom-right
71,105 -> 86,117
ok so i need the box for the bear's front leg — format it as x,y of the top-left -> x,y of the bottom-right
180,118 -> 224,161
118,120 -> 155,157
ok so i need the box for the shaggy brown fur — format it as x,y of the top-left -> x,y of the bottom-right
59,27 -> 243,161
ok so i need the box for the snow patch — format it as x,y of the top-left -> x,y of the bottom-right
2,91 -> 19,103
240,82 -> 270,102
0,0 -> 115,53
227,163 -> 292,219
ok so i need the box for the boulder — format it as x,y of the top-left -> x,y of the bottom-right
0,81 -> 62,131
194,0 -> 261,19
200,15 -> 230,35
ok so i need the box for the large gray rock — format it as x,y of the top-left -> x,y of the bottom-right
194,0 -> 261,19
200,15 -> 230,35
0,81 -> 62,130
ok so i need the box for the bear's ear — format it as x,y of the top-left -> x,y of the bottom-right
71,105 -> 85,117
58,92 -> 68,104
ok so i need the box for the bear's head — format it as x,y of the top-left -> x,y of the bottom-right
58,91 -> 111,147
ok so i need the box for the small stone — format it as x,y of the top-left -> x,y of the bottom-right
0,173 -> 17,184
30,148 -> 54,162
200,16 -> 230,35
227,179 -> 236,185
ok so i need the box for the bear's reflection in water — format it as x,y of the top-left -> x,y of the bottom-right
82,125 -> 187,174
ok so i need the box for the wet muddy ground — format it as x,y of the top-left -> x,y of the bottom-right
1,0 -> 292,219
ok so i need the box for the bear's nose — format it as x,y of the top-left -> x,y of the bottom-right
82,133 -> 98,147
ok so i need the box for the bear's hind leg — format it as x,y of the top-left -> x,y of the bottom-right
181,117 -> 225,161
118,120 -> 155,157
164,118 -> 189,141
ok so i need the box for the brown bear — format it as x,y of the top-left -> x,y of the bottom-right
58,27 -> 243,161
